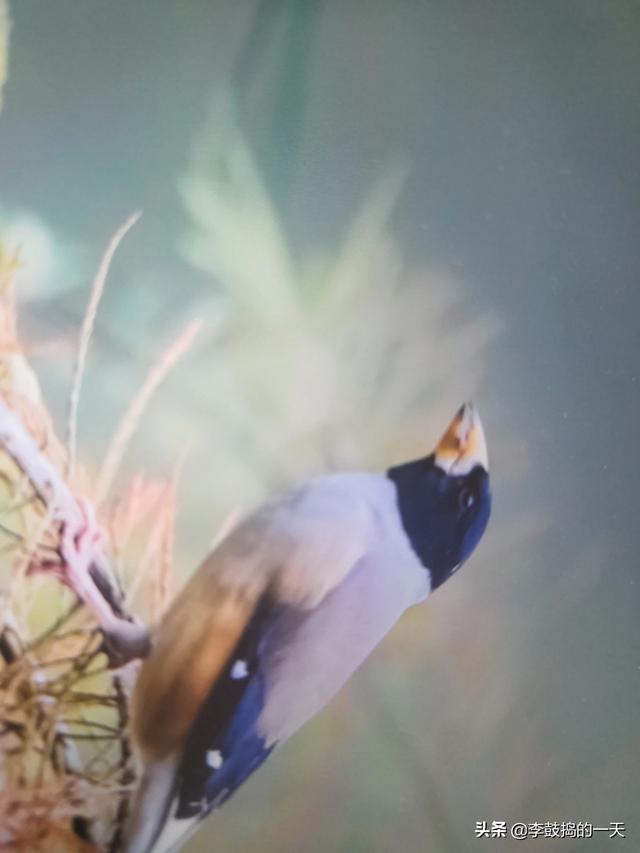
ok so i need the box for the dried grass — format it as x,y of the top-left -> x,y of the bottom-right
66,211 -> 141,480
96,318 -> 201,506
0,224 -> 195,850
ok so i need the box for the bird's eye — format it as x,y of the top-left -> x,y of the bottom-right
458,487 -> 475,511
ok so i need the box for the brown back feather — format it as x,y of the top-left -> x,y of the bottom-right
132,547 -> 268,759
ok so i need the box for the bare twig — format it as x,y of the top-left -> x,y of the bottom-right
108,674 -> 134,853
0,396 -> 149,666
0,396 -> 80,524
27,603 -> 83,652
66,211 -> 141,480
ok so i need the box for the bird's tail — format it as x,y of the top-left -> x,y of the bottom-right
122,756 -> 178,853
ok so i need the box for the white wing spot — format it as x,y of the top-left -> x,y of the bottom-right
206,749 -> 223,770
230,659 -> 249,680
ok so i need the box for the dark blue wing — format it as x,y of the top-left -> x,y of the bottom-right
174,597 -> 278,819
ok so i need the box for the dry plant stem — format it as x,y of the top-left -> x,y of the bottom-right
0,396 -> 149,666
108,674 -> 134,853
66,211 -> 142,480
96,318 -> 202,505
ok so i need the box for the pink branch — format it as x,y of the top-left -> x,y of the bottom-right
0,396 -> 149,665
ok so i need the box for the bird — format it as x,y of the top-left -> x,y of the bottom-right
124,402 -> 491,853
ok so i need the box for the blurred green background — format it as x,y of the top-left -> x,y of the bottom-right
1,2 -> 639,851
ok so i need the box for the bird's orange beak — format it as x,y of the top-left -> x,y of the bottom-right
434,403 -> 489,475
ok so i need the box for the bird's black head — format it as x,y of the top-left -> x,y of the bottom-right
387,403 -> 491,590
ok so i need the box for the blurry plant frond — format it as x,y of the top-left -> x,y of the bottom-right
0,227 -> 187,849
179,97 -> 500,505
179,95 -> 297,322
0,0 -> 9,114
